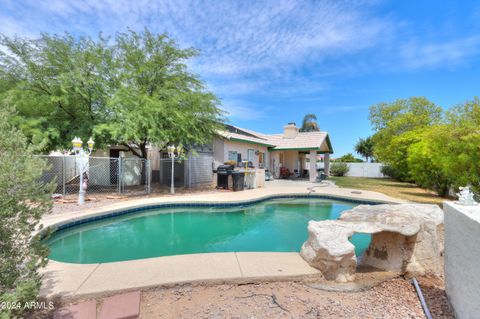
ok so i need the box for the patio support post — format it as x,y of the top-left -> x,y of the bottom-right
309,150 -> 317,182
324,153 -> 330,176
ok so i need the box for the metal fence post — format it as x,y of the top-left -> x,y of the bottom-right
118,157 -> 122,194
62,155 -> 66,196
188,156 -> 192,188
146,159 -> 151,194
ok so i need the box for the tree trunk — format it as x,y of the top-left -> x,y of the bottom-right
139,141 -> 148,184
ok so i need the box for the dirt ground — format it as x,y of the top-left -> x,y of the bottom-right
50,185 -> 220,215
140,276 -> 452,319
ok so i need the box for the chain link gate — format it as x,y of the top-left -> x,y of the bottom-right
39,155 -> 151,197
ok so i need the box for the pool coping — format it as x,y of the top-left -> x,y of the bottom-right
39,185 -> 407,300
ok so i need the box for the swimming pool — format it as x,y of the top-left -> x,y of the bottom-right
47,197 -> 371,264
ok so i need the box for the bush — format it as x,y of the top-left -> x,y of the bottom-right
380,165 -> 403,179
0,104 -> 53,318
330,163 -> 349,176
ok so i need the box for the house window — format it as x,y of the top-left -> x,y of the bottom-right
247,149 -> 255,163
228,151 -> 238,163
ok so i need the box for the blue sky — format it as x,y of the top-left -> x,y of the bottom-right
1,0 -> 480,156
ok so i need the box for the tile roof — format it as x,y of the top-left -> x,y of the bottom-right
265,131 -> 329,150
218,125 -> 332,152
216,130 -> 275,146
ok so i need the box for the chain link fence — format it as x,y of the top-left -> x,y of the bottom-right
150,152 -> 214,189
39,155 -> 151,196
39,151 -> 214,197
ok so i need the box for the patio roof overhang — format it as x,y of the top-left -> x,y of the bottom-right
269,135 -> 334,154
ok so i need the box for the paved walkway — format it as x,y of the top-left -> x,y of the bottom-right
42,252 -> 320,300
40,180 -> 406,300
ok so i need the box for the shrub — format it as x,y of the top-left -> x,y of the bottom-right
0,104 -> 53,318
380,165 -> 403,179
330,163 -> 349,176
334,153 -> 363,163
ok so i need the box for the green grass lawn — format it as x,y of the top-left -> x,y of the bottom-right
329,176 -> 448,205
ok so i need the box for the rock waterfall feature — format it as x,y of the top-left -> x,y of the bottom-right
300,204 -> 443,282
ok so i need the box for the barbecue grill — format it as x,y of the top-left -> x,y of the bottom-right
215,164 -> 234,189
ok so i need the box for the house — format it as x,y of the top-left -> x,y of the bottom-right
213,123 -> 333,181
90,122 -> 332,191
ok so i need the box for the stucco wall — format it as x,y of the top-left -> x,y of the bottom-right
280,150 -> 300,172
213,137 -> 225,167
444,201 -> 480,319
269,151 -> 280,177
213,137 -> 269,169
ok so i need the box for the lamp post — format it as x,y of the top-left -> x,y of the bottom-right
167,145 -> 183,195
72,137 -> 95,205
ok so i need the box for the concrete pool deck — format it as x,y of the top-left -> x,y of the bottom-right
40,180 -> 406,300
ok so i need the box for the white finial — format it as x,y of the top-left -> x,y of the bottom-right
456,186 -> 478,206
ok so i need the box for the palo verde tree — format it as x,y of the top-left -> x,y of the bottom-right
94,29 -> 223,158
0,103 -> 53,319
299,113 -> 320,132
0,33 -> 113,152
0,29 -> 224,157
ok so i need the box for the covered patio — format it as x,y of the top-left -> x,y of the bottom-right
270,149 -> 331,181
267,124 -> 333,182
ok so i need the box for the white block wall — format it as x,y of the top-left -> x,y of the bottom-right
344,163 -> 385,178
444,202 -> 480,319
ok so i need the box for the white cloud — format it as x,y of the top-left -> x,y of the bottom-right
0,0 -> 391,95
400,36 -> 480,69
318,105 -> 368,115
220,100 -> 269,121
2,0 -> 480,99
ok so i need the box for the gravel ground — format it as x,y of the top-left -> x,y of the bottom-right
50,186 -> 220,215
141,278 -> 448,319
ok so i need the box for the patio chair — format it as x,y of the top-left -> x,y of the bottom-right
279,167 -> 293,179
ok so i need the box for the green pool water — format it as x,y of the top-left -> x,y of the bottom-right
47,198 -> 371,264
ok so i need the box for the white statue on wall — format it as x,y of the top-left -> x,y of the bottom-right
456,186 -> 478,206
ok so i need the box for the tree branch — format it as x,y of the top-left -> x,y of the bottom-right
121,142 -> 142,158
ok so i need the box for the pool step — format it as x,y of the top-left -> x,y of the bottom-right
53,291 -> 140,319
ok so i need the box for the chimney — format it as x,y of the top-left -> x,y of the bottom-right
283,122 -> 299,139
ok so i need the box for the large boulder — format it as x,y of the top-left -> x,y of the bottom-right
300,204 -> 443,282
300,220 -> 357,282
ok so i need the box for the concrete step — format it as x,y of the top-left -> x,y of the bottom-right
99,291 -> 141,319
53,300 -> 96,319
